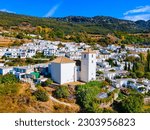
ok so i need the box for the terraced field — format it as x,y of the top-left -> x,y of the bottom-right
0,37 -> 13,47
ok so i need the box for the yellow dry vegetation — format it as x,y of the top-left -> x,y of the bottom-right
143,105 -> 150,109
0,37 -> 13,47
0,82 -> 80,113
0,37 -> 32,47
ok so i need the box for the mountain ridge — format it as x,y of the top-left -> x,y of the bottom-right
0,11 -> 150,34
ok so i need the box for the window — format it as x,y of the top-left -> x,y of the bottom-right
92,60 -> 93,63
92,54 -> 93,58
84,54 -> 86,58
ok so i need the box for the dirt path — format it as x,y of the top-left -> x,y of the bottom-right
20,78 -> 37,91
49,95 -> 71,107
21,78 -> 72,107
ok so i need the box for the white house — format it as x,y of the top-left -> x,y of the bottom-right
104,71 -> 116,80
99,54 -> 110,60
0,67 -> 13,75
50,57 -> 77,84
26,49 -> 36,58
115,78 -> 136,88
13,66 -> 34,74
13,66 -> 35,79
80,49 -> 96,82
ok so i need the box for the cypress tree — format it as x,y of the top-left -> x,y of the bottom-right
128,63 -> 131,71
147,50 -> 150,72
124,62 -> 127,70
132,63 -> 136,72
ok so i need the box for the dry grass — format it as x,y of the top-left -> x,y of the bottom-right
0,82 -> 80,113
0,37 -> 13,47
63,81 -> 85,86
143,105 -> 150,109
0,37 -> 31,47
52,102 -> 80,113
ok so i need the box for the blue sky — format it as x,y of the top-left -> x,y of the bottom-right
0,0 -> 150,21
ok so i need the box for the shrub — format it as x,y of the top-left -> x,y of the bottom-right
97,71 -> 103,75
0,74 -> 20,96
76,81 -> 103,112
120,94 -> 144,113
144,72 -> 150,80
0,74 -> 19,84
0,83 -> 20,96
54,86 -> 69,99
41,79 -> 53,87
135,71 -> 144,78
129,72 -> 137,78
34,89 -> 49,102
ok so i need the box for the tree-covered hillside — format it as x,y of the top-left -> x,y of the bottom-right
0,12 -> 150,46
0,12 -> 150,34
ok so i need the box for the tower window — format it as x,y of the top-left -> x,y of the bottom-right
92,54 -> 93,58
92,60 -> 93,63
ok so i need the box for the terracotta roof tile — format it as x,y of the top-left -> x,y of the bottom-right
51,57 -> 75,63
82,48 -> 96,54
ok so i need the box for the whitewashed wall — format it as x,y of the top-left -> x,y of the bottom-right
81,53 -> 96,82
60,63 -> 76,84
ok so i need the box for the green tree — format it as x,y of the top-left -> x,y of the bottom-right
76,81 -> 106,112
76,85 -> 99,112
120,94 -> 143,113
42,79 -> 53,87
0,74 -> 19,84
16,32 -> 24,39
146,50 -> 150,72
129,72 -> 137,78
96,71 -> 103,75
34,88 -> 49,102
124,62 -> 127,70
132,63 -> 136,72
54,86 -> 69,99
0,74 -> 20,96
0,83 -> 20,95
135,71 -> 144,78
33,52 -> 44,58
139,53 -> 145,63
55,29 -> 64,38
121,44 -> 125,49
36,26 -> 43,34
133,62 -> 145,72
128,63 -> 131,71
144,72 -> 150,80
58,42 -> 65,48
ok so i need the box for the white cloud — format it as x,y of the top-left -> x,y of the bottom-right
123,5 -> 150,21
45,3 -> 61,17
124,5 -> 150,15
124,14 -> 150,21
0,9 -> 15,14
